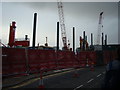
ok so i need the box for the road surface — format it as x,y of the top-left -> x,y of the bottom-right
7,66 -> 106,89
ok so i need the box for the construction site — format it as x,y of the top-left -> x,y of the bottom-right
1,1 -> 120,89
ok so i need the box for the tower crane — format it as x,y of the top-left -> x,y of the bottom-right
96,12 -> 104,45
57,1 -> 68,50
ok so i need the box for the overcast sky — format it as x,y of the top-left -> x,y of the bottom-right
1,2 -> 119,49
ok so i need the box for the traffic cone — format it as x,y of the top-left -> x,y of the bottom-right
86,59 -> 89,67
38,72 -> 45,89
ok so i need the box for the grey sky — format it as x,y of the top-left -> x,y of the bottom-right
1,2 -> 118,49
118,2 -> 120,44
0,2 -> 2,40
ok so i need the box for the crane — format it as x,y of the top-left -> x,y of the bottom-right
57,1 -> 68,50
96,12 -> 104,45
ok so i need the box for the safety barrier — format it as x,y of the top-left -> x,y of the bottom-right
76,51 -> 96,67
2,48 -> 78,76
28,49 -> 57,73
2,47 -> 116,77
2,48 -> 27,76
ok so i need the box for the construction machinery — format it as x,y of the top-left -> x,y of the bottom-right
8,21 -> 30,47
80,36 -> 89,51
96,12 -> 104,45
57,1 -> 68,50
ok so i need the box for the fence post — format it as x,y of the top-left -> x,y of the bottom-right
25,48 -> 29,74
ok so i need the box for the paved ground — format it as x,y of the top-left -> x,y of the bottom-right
2,68 -> 74,89
3,66 -> 106,89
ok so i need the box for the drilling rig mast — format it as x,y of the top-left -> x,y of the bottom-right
96,12 -> 104,45
57,1 -> 68,50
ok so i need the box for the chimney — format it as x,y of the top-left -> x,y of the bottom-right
25,35 -> 28,40
8,21 -> 16,47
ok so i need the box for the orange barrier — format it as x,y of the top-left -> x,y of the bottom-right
3,47 -> 116,77
2,48 -> 79,76
76,51 -> 97,67
2,48 -> 27,76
